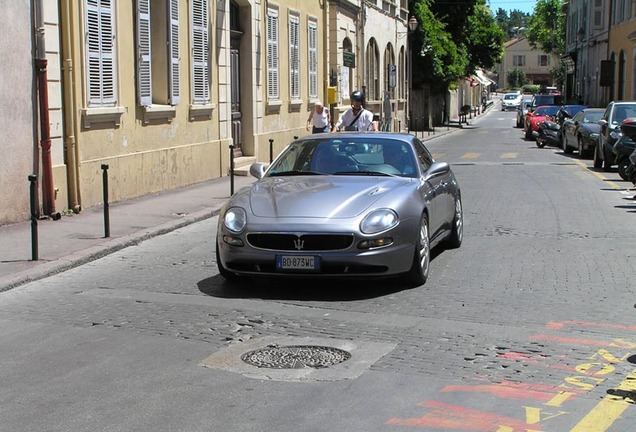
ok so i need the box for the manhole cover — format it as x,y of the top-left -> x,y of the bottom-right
241,345 -> 351,369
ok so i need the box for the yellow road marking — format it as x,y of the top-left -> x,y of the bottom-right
570,368 -> 636,431
573,160 -> 622,189
461,152 -> 481,159
501,152 -> 518,159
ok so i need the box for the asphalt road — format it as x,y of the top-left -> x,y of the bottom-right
1,106 -> 635,432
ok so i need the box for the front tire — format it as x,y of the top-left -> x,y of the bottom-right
617,156 -> 630,181
406,214 -> 430,286
563,135 -> 574,154
447,197 -> 463,249
593,144 -> 603,168
603,148 -> 613,172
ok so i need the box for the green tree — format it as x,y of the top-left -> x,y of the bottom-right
525,0 -> 565,55
507,68 -> 527,88
465,4 -> 506,72
410,0 -> 505,91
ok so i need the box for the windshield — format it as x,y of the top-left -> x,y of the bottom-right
504,94 -> 518,100
534,106 -> 560,116
266,137 -> 420,178
579,110 -> 603,123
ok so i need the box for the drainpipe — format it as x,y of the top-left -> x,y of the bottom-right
34,0 -> 60,220
60,0 -> 81,213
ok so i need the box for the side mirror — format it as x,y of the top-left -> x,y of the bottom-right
424,161 -> 450,181
249,163 -> 267,179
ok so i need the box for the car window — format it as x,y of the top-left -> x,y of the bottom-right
611,104 -> 636,125
583,110 -> 603,123
413,139 -> 433,172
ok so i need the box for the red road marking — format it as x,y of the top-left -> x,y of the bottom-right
387,400 -> 540,431
441,380 -> 580,401
545,321 -> 636,331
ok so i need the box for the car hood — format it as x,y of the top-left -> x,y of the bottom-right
248,176 -> 411,218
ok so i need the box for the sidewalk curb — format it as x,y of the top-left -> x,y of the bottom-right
0,207 -> 221,293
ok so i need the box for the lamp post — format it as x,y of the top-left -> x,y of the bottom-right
407,16 -> 418,131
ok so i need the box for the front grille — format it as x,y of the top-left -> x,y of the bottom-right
247,233 -> 354,251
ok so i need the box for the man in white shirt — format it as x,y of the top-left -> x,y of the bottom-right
332,90 -> 377,132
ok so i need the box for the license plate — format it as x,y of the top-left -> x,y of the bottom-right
276,255 -> 320,271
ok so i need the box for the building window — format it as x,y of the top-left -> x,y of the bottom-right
289,13 -> 300,100
85,0 -> 117,107
267,7 -> 279,100
191,0 -> 209,103
538,55 -> 550,67
366,38 -> 380,101
513,55 -> 525,67
308,20 -> 318,99
136,0 -> 180,106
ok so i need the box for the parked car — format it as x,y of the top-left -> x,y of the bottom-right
216,132 -> 463,286
553,105 -> 587,146
561,108 -> 604,158
516,96 -> 533,128
529,93 -> 565,112
595,101 -> 636,171
525,105 -> 560,141
502,92 -> 523,111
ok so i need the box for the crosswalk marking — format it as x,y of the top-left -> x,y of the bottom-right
461,152 -> 481,159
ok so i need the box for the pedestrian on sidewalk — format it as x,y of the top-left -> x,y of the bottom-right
306,101 -> 330,133
332,90 -> 376,132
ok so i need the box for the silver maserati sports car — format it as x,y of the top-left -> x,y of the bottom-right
216,132 -> 463,286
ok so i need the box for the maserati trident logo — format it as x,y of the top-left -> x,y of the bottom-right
293,237 -> 304,251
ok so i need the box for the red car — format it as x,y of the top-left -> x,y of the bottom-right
524,105 -> 560,141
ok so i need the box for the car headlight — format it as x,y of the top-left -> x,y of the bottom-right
223,207 -> 247,233
360,209 -> 398,234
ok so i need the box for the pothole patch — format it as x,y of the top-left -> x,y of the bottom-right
201,336 -> 396,382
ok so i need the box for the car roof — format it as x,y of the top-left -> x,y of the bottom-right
294,131 -> 415,143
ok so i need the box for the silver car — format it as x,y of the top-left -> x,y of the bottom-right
216,132 -> 463,286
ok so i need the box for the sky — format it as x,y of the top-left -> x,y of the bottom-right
487,0 -> 537,15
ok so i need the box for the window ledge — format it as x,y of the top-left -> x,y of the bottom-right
82,106 -> 126,129
266,99 -> 283,114
289,99 -> 303,107
189,103 -> 216,120
142,104 -> 176,124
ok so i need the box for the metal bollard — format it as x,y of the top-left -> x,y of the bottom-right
229,144 -> 235,196
269,139 -> 274,164
101,164 -> 110,238
28,174 -> 38,261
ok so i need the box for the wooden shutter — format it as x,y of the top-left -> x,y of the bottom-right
136,0 -> 152,106
308,21 -> 317,99
169,0 -> 180,105
192,0 -> 209,103
86,0 -> 116,106
289,15 -> 300,99
267,9 -> 279,99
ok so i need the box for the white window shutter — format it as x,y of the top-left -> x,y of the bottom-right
169,0 -> 180,105
267,10 -> 279,99
289,16 -> 299,99
191,0 -> 209,103
86,0 -> 116,106
308,22 -> 317,99
136,0 -> 152,106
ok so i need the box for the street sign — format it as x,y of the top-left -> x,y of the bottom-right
343,51 -> 355,68
389,64 -> 396,88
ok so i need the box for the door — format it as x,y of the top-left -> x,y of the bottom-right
230,40 -> 242,157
